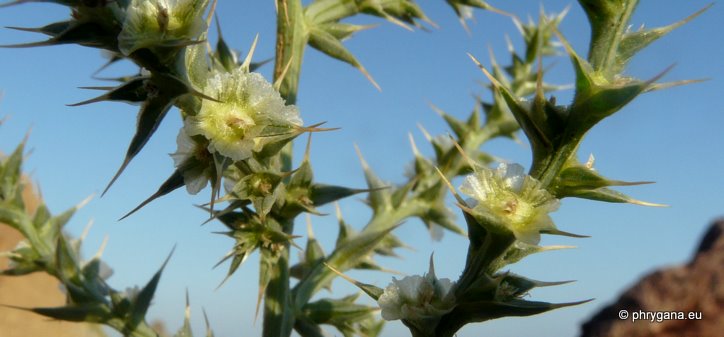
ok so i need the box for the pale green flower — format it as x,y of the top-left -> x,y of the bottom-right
118,0 -> 208,55
460,163 -> 559,244
186,69 -> 302,161
377,258 -> 455,321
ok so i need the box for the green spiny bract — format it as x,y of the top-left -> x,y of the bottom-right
338,3 -> 704,336
0,139 -> 184,337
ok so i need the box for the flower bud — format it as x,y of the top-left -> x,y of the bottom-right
118,0 -> 208,55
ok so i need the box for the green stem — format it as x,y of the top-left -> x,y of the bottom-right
580,0 -> 639,76
262,219 -> 294,337
129,324 -> 160,337
461,235 -> 514,291
529,133 -> 582,188
408,324 -> 434,337
292,202 -> 421,308
291,115 -> 498,309
262,1 -> 308,337
274,0 -> 309,105
106,319 -> 159,337
363,202 -> 423,232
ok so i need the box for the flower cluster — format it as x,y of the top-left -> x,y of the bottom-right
460,163 -> 559,245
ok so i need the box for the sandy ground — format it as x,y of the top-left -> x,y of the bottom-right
0,181 -> 105,337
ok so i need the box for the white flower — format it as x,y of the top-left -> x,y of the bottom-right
460,163 -> 559,244
458,5 -> 474,20
118,0 -> 208,55
377,258 -> 455,321
186,69 -> 302,161
5,240 -> 31,270
432,134 -> 454,153
171,126 -> 213,194
124,286 -> 141,301
98,260 -> 114,281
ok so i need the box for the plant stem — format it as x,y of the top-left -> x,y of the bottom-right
262,219 -> 295,337
292,121 -> 499,307
130,323 -> 161,337
580,0 -> 639,77
106,319 -> 158,337
292,202 -> 421,308
263,1 -> 307,337
529,131 -> 582,188
274,0 -> 308,105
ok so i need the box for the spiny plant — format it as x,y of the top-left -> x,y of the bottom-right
0,0 -> 708,337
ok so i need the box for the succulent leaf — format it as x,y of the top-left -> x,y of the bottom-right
448,298 -> 592,325
302,297 -> 378,326
68,77 -> 150,107
318,22 -> 374,41
498,274 -> 573,299
6,20 -> 73,36
0,141 -> 25,205
1,21 -> 117,49
307,26 -> 379,90
26,303 -> 110,323
325,263 -> 384,301
613,4 -> 711,74
55,235 -> 81,283
173,292 -> 194,337
127,248 -> 174,330
213,16 -> 238,72
104,73 -> 197,195
293,318 -> 326,337
309,184 -> 369,208
0,0 -> 80,7
567,187 -> 665,207
120,169 -> 185,220
330,225 -> 398,273
355,146 -> 391,214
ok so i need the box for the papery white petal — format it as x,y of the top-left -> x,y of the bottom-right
436,278 -> 455,298
378,273 -> 456,322
171,128 -> 195,166
396,276 -> 424,301
499,163 -> 525,192
378,284 -> 404,320
183,170 -> 208,195
461,174 -> 488,201
98,261 -> 114,280
124,286 -> 141,301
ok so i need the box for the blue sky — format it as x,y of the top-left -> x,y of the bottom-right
1,1 -> 722,336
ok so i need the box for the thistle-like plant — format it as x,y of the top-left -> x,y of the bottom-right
322,2 -> 709,336
0,0 -> 709,337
